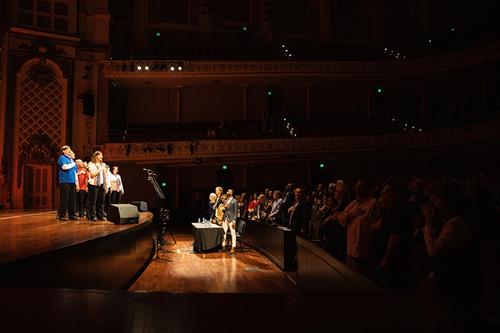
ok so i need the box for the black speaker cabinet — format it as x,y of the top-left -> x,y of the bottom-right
131,201 -> 148,212
107,204 -> 139,225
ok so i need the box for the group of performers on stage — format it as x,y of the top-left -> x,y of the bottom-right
57,145 -> 124,222
209,186 -> 238,254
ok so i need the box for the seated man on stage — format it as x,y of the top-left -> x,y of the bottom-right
222,189 -> 238,254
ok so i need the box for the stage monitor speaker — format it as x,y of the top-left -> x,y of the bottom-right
131,201 -> 148,212
107,204 -> 139,225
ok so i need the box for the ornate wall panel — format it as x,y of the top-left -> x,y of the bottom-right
11,58 -> 67,207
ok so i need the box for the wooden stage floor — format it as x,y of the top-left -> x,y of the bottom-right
0,209 -> 153,265
130,233 -> 299,294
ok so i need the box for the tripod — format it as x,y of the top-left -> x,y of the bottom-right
143,168 -> 176,261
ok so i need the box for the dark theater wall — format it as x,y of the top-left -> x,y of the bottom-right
311,84 -> 367,119
181,86 -> 244,122
245,162 -> 309,191
247,85 -> 270,120
283,85 -> 307,119
127,87 -> 177,124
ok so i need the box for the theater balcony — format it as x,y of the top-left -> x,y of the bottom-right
100,120 -> 500,166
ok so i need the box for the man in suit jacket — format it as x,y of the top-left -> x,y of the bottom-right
222,189 -> 239,254
289,187 -> 312,235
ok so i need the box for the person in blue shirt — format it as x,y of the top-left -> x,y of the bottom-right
57,145 -> 79,221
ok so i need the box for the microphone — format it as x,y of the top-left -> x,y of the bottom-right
143,168 -> 157,176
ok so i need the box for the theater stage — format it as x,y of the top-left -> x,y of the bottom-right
0,211 -> 471,332
0,209 -> 154,290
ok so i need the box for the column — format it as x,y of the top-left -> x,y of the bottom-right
0,44 -> 6,170
198,0 -> 214,41
260,0 -> 275,44
307,163 -> 312,187
368,0 -> 384,47
305,83 -> 311,121
96,64 -> 109,144
242,85 -> 249,121
316,0 -> 333,40
175,167 -> 180,209
480,76 -> 487,110
366,86 -> 373,119
243,165 -> 247,190
417,82 -> 427,120
176,86 -> 182,123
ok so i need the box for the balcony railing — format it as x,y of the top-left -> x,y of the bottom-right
100,121 -> 500,164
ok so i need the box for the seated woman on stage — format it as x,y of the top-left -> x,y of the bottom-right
215,194 -> 227,226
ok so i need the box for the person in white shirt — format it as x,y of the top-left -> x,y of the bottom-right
109,166 -> 124,204
87,151 -> 108,221
337,180 -> 380,275
268,190 -> 284,223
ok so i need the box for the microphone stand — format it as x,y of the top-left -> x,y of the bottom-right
143,169 -> 176,261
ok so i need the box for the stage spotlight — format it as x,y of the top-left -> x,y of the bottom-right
137,65 -> 142,71
170,66 -> 175,71
145,66 -> 149,71
178,66 -> 182,71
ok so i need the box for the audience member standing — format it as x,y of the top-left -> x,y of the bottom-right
421,180 -> 474,295
337,180 -> 380,276
268,190 -> 284,223
288,187 -> 312,235
237,192 -> 248,219
281,183 -> 295,225
57,146 -> 79,221
369,181 -> 412,290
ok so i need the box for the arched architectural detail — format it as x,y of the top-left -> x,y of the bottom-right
11,58 -> 68,208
